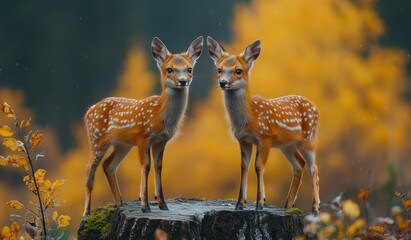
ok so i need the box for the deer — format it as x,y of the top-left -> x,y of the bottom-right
82,36 -> 203,215
206,36 -> 320,214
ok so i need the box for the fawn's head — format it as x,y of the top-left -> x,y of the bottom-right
152,36 -> 203,89
207,36 -> 261,91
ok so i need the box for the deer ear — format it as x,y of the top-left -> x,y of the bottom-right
241,40 -> 261,68
207,36 -> 226,65
185,36 -> 203,63
151,37 -> 170,64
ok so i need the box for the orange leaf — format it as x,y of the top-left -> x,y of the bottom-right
357,186 -> 371,202
404,200 -> 411,210
2,102 -> 15,118
0,125 -> 14,137
3,138 -> 23,151
30,132 -> 43,149
7,200 -> 23,209
399,220 -> 409,231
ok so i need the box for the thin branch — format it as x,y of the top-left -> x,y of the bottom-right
17,117 -> 47,239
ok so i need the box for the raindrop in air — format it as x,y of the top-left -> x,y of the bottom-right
210,10 -> 213,14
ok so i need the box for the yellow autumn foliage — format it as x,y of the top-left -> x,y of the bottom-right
342,199 -> 361,219
0,126 -> 14,137
57,215 -> 71,228
6,201 -> 23,210
34,169 -> 46,181
346,218 -> 366,237
54,0 -> 411,233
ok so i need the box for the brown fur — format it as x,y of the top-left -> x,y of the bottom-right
207,36 -> 320,213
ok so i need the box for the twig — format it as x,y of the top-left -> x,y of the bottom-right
16,117 -> 47,239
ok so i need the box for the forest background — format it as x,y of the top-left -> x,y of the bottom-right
0,0 -> 410,235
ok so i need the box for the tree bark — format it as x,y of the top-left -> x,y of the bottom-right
78,198 -> 309,240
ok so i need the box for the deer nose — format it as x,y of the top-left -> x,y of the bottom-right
179,79 -> 187,86
219,80 -> 228,88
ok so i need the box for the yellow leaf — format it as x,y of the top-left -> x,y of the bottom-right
0,156 -> 9,166
2,102 -> 15,118
51,178 -> 65,190
3,138 -> 23,151
320,212 -> 332,224
20,119 -> 32,129
371,226 -> 384,234
31,132 -> 43,149
0,125 -> 14,137
58,215 -> 71,228
52,211 -> 58,222
1,226 -> 11,239
43,179 -> 52,189
8,154 -> 27,167
23,175 -> 31,183
346,218 -> 365,237
11,222 -> 20,237
34,169 -> 46,181
7,200 -> 23,209
342,199 -> 361,219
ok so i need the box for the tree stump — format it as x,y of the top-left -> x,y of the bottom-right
78,198 -> 309,240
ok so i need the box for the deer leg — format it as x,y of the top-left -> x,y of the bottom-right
255,139 -> 271,210
282,147 -> 306,209
299,146 -> 320,214
102,144 -> 132,207
138,139 -> 151,213
152,141 -> 168,210
83,146 -> 108,216
235,141 -> 252,210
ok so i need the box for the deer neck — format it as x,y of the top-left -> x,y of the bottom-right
223,87 -> 252,133
160,86 -> 189,130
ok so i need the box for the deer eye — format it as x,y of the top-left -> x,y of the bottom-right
187,68 -> 192,74
167,68 -> 173,74
218,68 -> 222,74
235,69 -> 242,75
